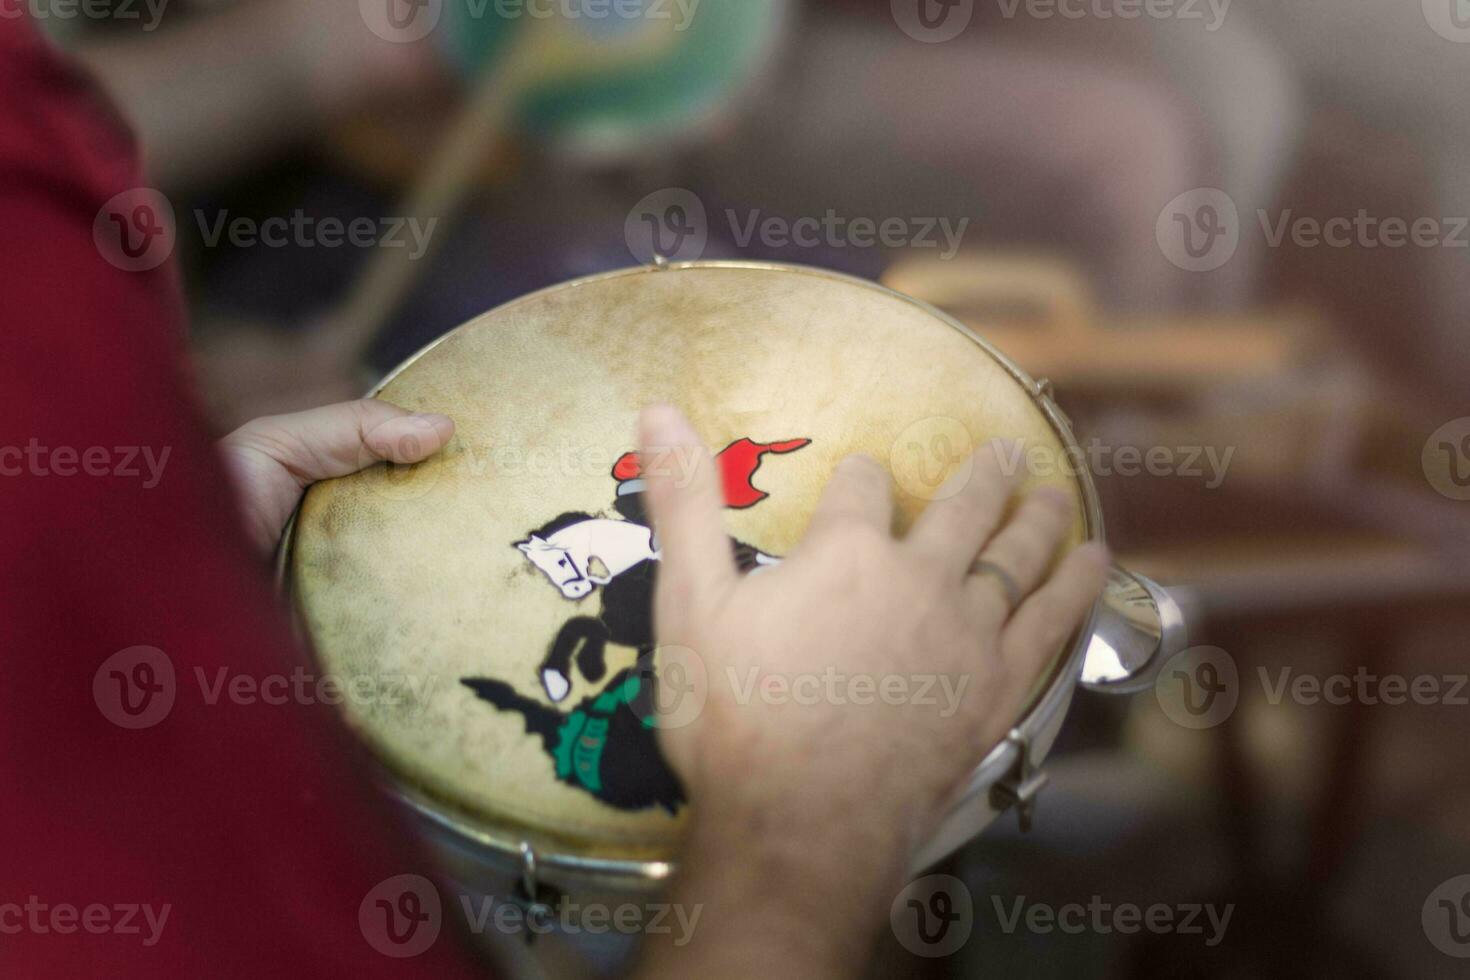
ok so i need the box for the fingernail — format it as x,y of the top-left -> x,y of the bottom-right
413,412 -> 454,438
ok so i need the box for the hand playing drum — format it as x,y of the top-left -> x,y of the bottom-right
631,401 -> 1108,977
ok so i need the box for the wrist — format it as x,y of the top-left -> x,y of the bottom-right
676,709 -> 952,858
640,794 -> 913,979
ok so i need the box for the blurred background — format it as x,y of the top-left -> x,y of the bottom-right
53,0 -> 1470,976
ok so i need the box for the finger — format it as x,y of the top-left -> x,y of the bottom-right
999,542 -> 1110,690
803,454 -> 894,540
361,411 -> 455,465
221,399 -> 454,486
905,440 -> 1022,575
639,404 -> 738,605
964,486 -> 1075,615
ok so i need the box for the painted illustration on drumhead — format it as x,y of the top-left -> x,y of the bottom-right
461,436 -> 811,813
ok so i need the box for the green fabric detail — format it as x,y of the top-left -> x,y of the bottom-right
592,672 -> 642,713
552,709 -> 589,781
551,673 -> 646,792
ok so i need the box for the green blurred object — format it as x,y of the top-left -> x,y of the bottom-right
439,0 -> 790,158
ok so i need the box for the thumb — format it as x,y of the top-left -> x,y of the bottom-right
639,404 -> 737,609
222,399 -> 455,487
359,408 -> 456,468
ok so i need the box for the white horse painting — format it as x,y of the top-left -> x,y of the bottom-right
517,519 -> 660,601
509,433 -> 812,708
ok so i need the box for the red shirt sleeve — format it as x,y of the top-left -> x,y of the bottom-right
0,20 -> 483,977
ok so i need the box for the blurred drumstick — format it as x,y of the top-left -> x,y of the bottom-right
328,14 -> 681,372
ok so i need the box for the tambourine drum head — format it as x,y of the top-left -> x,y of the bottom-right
289,264 -> 1087,864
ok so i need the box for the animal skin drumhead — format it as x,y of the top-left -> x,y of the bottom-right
288,262 -> 1089,862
